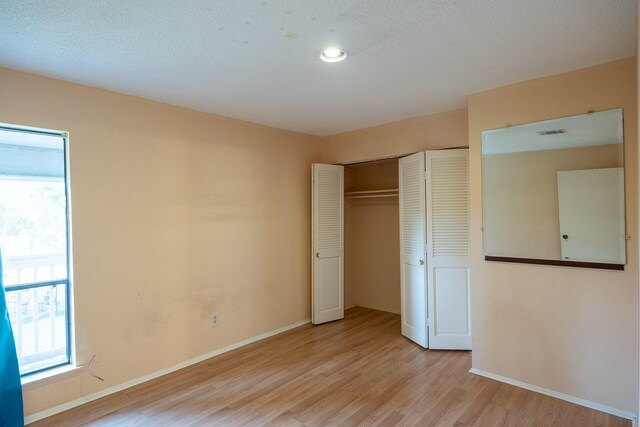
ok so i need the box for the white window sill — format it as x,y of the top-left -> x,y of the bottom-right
21,364 -> 83,391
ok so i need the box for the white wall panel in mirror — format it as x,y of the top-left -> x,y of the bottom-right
481,108 -> 626,269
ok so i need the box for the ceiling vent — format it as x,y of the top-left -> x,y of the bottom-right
537,129 -> 567,136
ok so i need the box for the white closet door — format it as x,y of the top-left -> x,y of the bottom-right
312,163 -> 344,325
399,152 -> 428,348
425,149 -> 471,350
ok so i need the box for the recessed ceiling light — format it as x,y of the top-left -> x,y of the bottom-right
320,47 -> 347,63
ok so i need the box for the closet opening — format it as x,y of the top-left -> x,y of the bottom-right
344,158 -> 401,316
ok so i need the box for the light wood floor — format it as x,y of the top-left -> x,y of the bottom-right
33,307 -> 629,426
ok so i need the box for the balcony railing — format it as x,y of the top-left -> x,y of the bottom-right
3,254 -> 69,375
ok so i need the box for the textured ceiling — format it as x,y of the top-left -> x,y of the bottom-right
0,0 -> 636,136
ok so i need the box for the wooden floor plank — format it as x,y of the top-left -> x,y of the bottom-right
31,307 -> 630,427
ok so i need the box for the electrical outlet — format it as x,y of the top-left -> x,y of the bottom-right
212,312 -> 220,327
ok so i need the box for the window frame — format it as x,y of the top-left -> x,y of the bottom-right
0,122 -> 75,377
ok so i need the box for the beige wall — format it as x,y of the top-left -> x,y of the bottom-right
483,144 -> 621,259
352,202 -> 400,313
344,161 -> 400,314
321,108 -> 469,164
469,58 -> 638,412
0,67 -> 320,417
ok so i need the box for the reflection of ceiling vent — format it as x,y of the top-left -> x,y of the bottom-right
537,129 -> 567,136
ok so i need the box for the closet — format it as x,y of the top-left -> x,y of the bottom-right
312,149 -> 471,350
344,159 -> 400,315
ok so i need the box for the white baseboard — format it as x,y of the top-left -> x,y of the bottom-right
25,318 -> 311,425
469,368 -> 637,426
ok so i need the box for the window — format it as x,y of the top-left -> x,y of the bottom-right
0,124 -> 72,376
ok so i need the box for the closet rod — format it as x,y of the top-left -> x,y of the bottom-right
344,189 -> 399,196
346,194 -> 399,199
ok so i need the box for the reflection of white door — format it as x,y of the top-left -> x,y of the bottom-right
312,164 -> 344,325
399,152 -> 427,348
425,149 -> 471,350
557,168 -> 625,264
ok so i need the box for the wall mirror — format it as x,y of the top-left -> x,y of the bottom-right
481,108 -> 626,270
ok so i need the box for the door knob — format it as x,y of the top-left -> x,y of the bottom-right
316,252 -> 320,258
562,234 -> 568,240
419,260 -> 425,265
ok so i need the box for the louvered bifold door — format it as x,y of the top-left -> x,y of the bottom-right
312,164 -> 344,325
426,149 -> 471,349
398,152 -> 428,348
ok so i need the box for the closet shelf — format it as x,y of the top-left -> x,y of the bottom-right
345,189 -> 399,199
